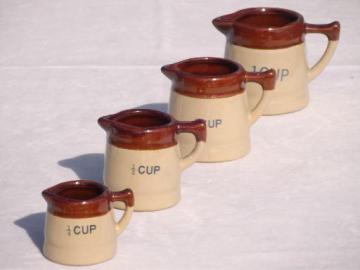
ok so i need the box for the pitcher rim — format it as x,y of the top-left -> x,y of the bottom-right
42,180 -> 108,203
232,7 -> 303,31
98,109 -> 175,133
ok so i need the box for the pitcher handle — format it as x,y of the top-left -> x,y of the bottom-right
110,189 -> 134,235
175,119 -> 206,170
305,21 -> 340,81
244,69 -> 276,124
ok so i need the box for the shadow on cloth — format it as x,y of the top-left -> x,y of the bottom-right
57,103 -> 167,183
58,153 -> 104,183
14,212 -> 46,252
135,102 -> 168,112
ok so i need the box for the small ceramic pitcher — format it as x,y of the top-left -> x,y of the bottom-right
213,7 -> 340,115
162,57 -> 276,162
42,180 -> 134,265
98,109 -> 206,211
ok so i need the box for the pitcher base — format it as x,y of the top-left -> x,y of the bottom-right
43,242 -> 115,266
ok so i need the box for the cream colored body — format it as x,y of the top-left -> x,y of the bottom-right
104,142 -> 204,211
43,208 -> 133,265
226,41 -> 339,115
170,91 -> 269,162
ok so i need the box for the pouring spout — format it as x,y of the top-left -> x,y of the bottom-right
42,189 -> 53,203
212,12 -> 239,35
98,116 -> 113,132
41,186 -> 59,209
160,64 -> 178,80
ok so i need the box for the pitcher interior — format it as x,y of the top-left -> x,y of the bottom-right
236,9 -> 299,28
118,111 -> 172,128
56,184 -> 105,201
177,58 -> 239,77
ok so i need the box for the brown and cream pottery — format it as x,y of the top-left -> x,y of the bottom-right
35,6 -> 342,266
42,180 -> 134,265
213,7 -> 340,115
98,109 -> 206,211
162,57 -> 276,162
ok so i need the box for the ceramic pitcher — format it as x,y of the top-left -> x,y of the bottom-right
98,109 -> 206,211
42,180 -> 134,265
213,7 -> 340,115
162,57 -> 276,162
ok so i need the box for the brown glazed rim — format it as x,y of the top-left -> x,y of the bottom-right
161,57 -> 246,98
161,57 -> 276,98
212,7 -> 340,49
100,109 -> 174,134
168,57 -> 244,78
98,109 -> 206,150
42,180 -> 134,218
233,7 -> 303,30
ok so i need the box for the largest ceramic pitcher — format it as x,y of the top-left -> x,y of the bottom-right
213,7 -> 340,115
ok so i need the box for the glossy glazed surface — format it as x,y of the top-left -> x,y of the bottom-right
42,180 -> 134,218
213,7 -> 340,49
98,109 -> 206,150
105,145 -> 183,211
227,43 -> 309,114
165,57 -> 276,162
43,212 -> 118,265
170,92 -> 252,161
226,34 -> 339,114
100,109 -> 206,210
161,57 -> 275,98
3,1 -> 357,269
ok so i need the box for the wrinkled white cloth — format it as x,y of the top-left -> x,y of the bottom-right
0,1 -> 359,269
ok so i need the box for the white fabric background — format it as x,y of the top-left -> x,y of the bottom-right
1,0 -> 359,269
